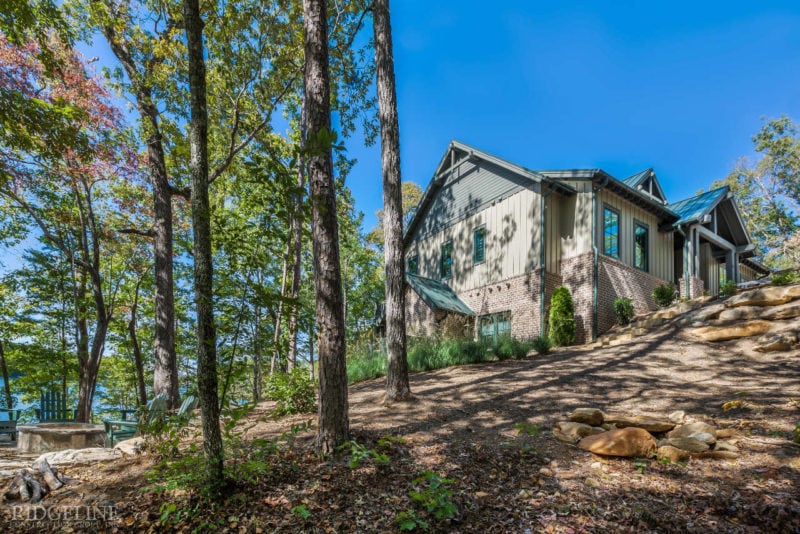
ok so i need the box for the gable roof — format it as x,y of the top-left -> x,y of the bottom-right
623,168 -> 667,203
622,168 -> 652,188
406,274 -> 474,316
667,186 -> 729,225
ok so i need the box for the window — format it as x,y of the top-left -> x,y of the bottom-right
603,207 -> 620,258
479,311 -> 511,343
440,241 -> 453,279
473,227 -> 486,264
634,222 -> 649,271
407,255 -> 418,275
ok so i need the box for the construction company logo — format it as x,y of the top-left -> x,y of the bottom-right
11,504 -> 117,528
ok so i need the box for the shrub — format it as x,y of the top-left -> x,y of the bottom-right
530,336 -> 551,355
772,270 -> 799,286
613,297 -> 634,326
719,280 -> 737,299
263,367 -> 316,416
347,341 -> 387,383
652,282 -> 676,308
548,286 -> 575,346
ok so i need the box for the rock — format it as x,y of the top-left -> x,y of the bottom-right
662,437 -> 710,453
35,448 -> 122,467
668,422 -> 717,439
569,408 -> 604,426
553,422 -> 596,444
689,320 -> 773,342
762,300 -> 800,321
688,432 -> 716,445
657,445 -> 691,463
725,284 -> 800,308
114,437 -> 145,455
717,306 -> 762,322
715,428 -> 738,439
691,303 -> 726,322
577,427 -> 657,458
695,450 -> 740,460
601,423 -> 617,431
603,415 -> 675,433
538,467 -> 554,477
714,441 -> 739,453
668,411 -> 686,424
754,332 -> 798,353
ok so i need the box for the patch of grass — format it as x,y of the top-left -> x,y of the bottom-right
347,342 -> 388,383
530,335 -> 551,355
492,336 -> 534,360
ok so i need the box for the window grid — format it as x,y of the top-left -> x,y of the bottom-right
408,255 -> 418,275
473,227 -> 486,264
634,222 -> 649,271
440,241 -> 453,279
603,207 -> 620,258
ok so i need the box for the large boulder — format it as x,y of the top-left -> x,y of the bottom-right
717,306 -> 762,322
668,421 -> 716,439
689,320 -> 772,342
660,437 -> 710,453
754,332 -> 798,353
690,303 -> 726,322
725,284 -> 800,308
762,300 -> 800,321
35,448 -> 122,467
114,437 -> 146,455
553,422 -> 599,444
569,408 -> 604,426
577,427 -> 657,458
602,415 -> 675,433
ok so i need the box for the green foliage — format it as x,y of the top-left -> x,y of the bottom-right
492,336 -> 534,360
548,286 -> 576,346
408,471 -> 458,521
438,314 -> 473,340
395,509 -> 429,531
719,280 -> 738,299
515,422 -> 540,436
771,270 -> 799,286
339,440 -> 390,469
291,504 -> 311,520
407,338 -> 486,371
263,367 -> 316,416
530,336 -> 551,355
613,297 -> 634,326
652,282 -> 677,308
346,340 -> 387,383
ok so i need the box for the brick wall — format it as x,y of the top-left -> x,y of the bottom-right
678,276 -> 704,299
597,255 -> 669,335
405,285 -> 437,337
559,252 -> 594,344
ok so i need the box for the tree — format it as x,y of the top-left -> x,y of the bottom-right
184,0 -> 224,492
372,0 -> 411,402
367,181 -> 423,249
303,0 -> 350,454
713,116 -> 800,268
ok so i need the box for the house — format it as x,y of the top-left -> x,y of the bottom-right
403,141 -> 769,343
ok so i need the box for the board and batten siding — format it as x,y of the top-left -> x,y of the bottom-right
596,188 -> 674,282
407,187 -> 543,294
555,181 -> 594,260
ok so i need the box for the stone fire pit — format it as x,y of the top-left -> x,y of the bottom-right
16,423 -> 106,454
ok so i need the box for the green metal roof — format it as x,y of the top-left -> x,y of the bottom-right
667,186 -> 728,225
622,168 -> 652,188
406,274 -> 474,316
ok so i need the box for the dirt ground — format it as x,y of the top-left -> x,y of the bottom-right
1,324 -> 799,532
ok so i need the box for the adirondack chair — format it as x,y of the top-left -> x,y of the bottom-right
176,395 -> 198,420
104,393 -> 167,447
0,409 -> 21,441
35,390 -> 77,422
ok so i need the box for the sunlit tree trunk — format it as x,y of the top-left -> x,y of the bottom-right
304,0 -> 349,455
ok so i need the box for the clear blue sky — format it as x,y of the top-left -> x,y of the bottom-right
348,0 -> 800,230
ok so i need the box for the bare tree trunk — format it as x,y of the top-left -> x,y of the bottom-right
304,0 -> 349,455
128,277 -> 148,407
270,235 -> 293,374
185,0 -> 224,493
252,304 -> 262,402
0,341 -> 12,409
373,0 -> 411,401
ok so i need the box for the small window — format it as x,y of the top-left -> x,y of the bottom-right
407,255 -> 418,275
603,207 -> 620,258
473,227 -> 486,264
440,241 -> 453,279
634,222 -> 649,271
478,311 -> 511,343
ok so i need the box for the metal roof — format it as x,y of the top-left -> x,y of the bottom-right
667,187 -> 729,225
622,168 -> 652,188
406,274 -> 474,316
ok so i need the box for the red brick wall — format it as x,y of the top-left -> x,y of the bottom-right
597,255 -> 669,335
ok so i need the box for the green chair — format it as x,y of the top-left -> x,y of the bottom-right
104,393 -> 167,447
176,395 -> 198,419
35,390 -> 77,422
0,409 -> 21,441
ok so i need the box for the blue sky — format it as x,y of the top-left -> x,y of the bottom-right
347,0 -> 800,230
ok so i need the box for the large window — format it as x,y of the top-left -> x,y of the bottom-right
440,241 -> 453,279
473,227 -> 486,264
479,311 -> 511,343
407,255 -> 418,275
634,222 -> 649,271
603,207 -> 620,258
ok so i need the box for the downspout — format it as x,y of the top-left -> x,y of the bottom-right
591,176 -> 609,342
540,183 -> 554,337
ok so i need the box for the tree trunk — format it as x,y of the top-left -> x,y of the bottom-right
303,0 -> 349,455
270,234 -> 293,374
184,0 -> 224,493
129,277 -> 148,407
0,341 -> 12,409
373,0 -> 411,401
252,305 -> 262,402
